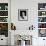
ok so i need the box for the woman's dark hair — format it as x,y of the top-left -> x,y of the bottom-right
20,11 -> 26,19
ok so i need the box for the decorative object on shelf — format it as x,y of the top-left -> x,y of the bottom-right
0,11 -> 8,16
39,29 -> 46,37
11,23 -> 16,30
0,17 -> 8,22
0,3 -> 8,10
38,3 -> 46,10
38,11 -> 46,16
40,8 -> 44,10
42,12 -> 45,15
0,6 -> 1,10
0,3 -> 8,37
38,17 -> 46,22
18,9 -> 28,21
38,23 -> 46,28
0,23 -> 8,30
42,11 -> 46,16
38,3 -> 46,38
5,6 -> 8,10
29,25 -> 35,30
0,23 -> 8,37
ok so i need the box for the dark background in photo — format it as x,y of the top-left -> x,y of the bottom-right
20,11 -> 26,19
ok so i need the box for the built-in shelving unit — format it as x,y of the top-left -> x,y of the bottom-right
0,3 -> 8,37
38,3 -> 46,37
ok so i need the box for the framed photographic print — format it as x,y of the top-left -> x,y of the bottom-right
18,9 -> 28,21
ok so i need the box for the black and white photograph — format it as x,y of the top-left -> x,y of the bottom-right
18,9 -> 28,21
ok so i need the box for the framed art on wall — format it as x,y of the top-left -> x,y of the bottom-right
18,9 -> 28,21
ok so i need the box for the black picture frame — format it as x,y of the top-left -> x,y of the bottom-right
18,9 -> 28,21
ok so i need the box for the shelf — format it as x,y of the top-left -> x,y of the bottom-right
0,3 -> 8,37
38,10 -> 46,11
0,22 -> 8,23
0,10 -> 8,11
0,16 -> 8,17
38,3 -> 46,37
38,22 -> 46,23
38,28 -> 46,29
38,15 -> 46,17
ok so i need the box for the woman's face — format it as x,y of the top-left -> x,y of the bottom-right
22,12 -> 25,17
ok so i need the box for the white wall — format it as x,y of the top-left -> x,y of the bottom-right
11,0 -> 46,46
11,0 -> 46,30
11,0 -> 38,30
